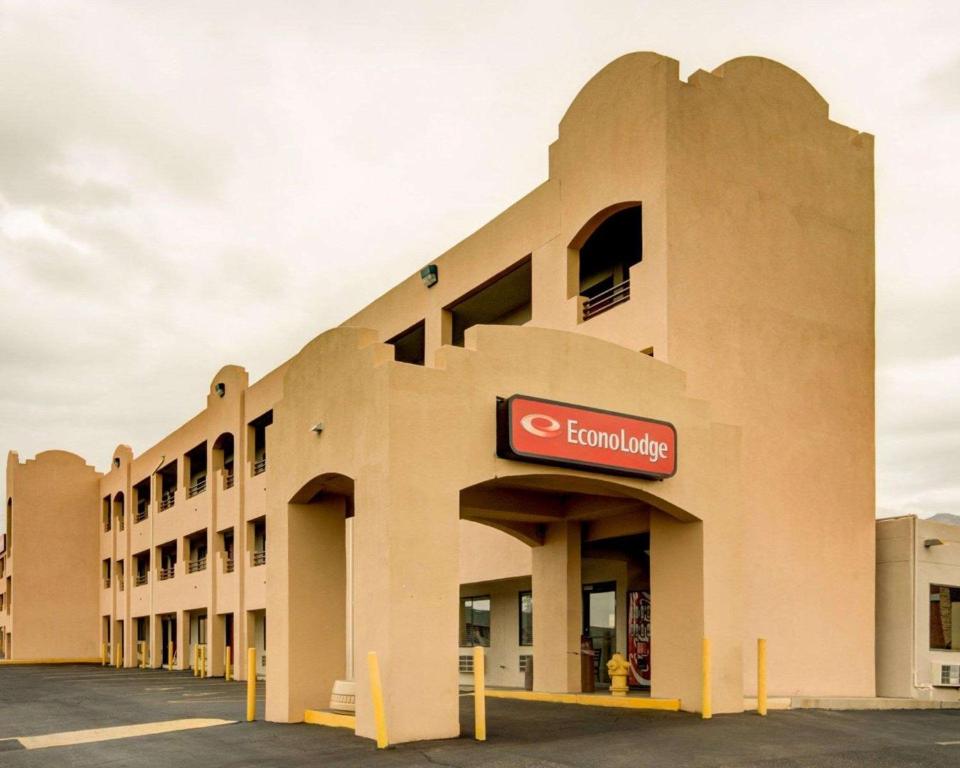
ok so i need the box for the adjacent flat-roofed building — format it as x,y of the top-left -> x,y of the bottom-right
2,52 -> 875,744
877,516 -> 960,703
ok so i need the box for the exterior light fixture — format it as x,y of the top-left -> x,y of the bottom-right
420,264 -> 438,288
924,538 -> 944,548
311,423 -> 324,434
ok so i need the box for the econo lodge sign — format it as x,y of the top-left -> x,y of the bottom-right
496,395 -> 677,480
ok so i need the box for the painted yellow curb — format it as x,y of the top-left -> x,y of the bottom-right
484,689 -> 681,711
0,658 -> 103,666
304,709 -> 357,730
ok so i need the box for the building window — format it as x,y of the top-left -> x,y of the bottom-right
461,596 -> 490,647
573,204 -> 641,321
387,320 -> 426,366
446,256 -> 531,347
519,591 -> 533,646
931,584 -> 960,650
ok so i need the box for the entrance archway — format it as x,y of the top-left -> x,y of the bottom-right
266,473 -> 353,721
460,473 -> 698,699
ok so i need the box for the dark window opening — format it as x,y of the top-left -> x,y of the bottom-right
519,590 -> 533,646
251,518 -> 266,566
158,541 -> 177,580
447,257 -> 532,347
134,550 -> 150,586
221,528 -> 235,573
158,460 -> 177,511
213,433 -> 235,489
102,496 -> 111,532
186,442 -> 207,498
185,530 -> 208,573
461,595 -> 491,647
113,493 -> 125,532
578,205 -> 641,320
134,478 -> 151,523
388,320 -> 426,366
249,411 -> 273,476
931,584 -> 960,650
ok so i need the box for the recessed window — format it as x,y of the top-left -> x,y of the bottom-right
519,591 -> 533,646
931,584 -> 960,650
447,257 -> 531,347
575,204 -> 641,321
461,596 -> 490,647
387,321 -> 425,366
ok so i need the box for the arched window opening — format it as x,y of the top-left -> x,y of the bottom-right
576,205 -> 642,321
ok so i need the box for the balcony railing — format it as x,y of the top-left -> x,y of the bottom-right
187,476 -> 207,498
225,557 -> 235,574
159,565 -> 176,581
135,573 -> 148,586
253,456 -> 267,476
103,520 -> 111,533
118,578 -> 125,591
135,504 -> 149,523
117,516 -> 125,532
103,577 -> 111,589
252,550 -> 266,566
159,490 -> 175,511
582,278 -> 630,321
224,471 -> 235,490
187,557 -> 207,574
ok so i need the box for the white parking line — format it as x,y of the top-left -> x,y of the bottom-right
5,718 -> 235,750
936,740 -> 960,745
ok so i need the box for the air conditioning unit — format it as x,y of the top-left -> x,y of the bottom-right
931,662 -> 960,687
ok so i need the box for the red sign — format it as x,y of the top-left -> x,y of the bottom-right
496,395 -> 677,480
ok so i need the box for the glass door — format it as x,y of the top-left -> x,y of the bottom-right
582,581 -> 617,685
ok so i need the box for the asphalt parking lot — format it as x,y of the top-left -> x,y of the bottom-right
2,664 -> 960,767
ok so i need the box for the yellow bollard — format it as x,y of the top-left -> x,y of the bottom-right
246,648 -> 256,722
757,638 -> 768,717
367,651 -> 389,749
473,646 -> 486,742
101,642 -> 107,666
225,646 -> 232,681
115,640 -> 122,669
192,645 -> 198,677
169,641 -> 175,671
701,637 -> 712,720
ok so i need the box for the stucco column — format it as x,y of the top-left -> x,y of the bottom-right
531,520 -> 582,692
352,477 -> 460,744
265,495 -> 346,721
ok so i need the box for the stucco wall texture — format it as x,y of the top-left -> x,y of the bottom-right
3,52 -> 875,744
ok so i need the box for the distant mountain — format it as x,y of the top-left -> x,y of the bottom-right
927,513 -> 960,527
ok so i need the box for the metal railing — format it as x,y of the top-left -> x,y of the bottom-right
187,557 -> 206,574
225,557 -> 235,574
159,565 -> 176,581
103,519 -> 111,533
187,476 -> 207,498
252,550 -> 266,566
253,456 -> 267,476
582,278 -> 631,321
118,578 -> 125,591
159,490 -> 175,511
117,516 -> 125,532
103,577 -> 111,589
224,471 -> 235,490
134,504 -> 149,523
135,573 -> 148,586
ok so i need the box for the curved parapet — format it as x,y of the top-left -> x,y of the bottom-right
708,56 -> 828,118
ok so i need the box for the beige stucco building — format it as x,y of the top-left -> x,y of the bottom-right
2,52 -> 876,744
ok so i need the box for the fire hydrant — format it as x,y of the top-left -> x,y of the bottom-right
606,653 -> 630,696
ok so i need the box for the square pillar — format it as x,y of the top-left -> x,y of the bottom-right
531,520 -> 582,692
352,479 -> 460,744
177,609 -> 189,670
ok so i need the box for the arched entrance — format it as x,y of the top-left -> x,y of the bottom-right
460,472 -> 701,701
266,472 -> 353,721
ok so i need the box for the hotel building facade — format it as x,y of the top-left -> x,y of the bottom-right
1,52 -> 877,744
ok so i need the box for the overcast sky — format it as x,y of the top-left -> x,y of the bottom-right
1,1 -> 957,527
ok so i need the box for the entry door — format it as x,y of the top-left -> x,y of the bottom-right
583,582 -> 617,685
